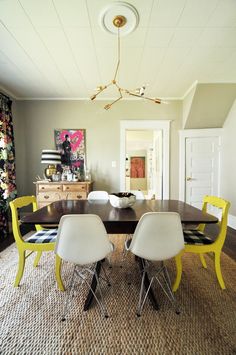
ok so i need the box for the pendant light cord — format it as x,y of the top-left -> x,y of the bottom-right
113,27 -> 120,82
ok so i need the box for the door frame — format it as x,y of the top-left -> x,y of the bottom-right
120,120 -> 171,199
179,128 -> 223,202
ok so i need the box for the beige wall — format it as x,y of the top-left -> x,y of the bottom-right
12,99 -> 182,198
184,84 -> 236,129
221,99 -> 236,217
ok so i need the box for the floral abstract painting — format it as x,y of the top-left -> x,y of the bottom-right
130,156 -> 145,178
54,129 -> 86,173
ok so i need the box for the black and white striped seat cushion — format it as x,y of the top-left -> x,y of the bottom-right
183,230 -> 213,245
25,229 -> 57,244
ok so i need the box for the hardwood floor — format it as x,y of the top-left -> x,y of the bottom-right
0,233 -> 14,253
0,224 -> 33,253
1,225 -> 236,260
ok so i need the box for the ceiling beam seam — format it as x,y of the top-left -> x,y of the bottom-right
52,0 -> 90,94
0,18 -> 59,97
17,0 -> 74,95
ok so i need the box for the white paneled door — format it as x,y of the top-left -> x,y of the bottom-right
185,136 -> 220,209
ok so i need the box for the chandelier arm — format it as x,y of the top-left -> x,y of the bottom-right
117,86 -> 127,93
104,90 -> 123,110
143,96 -> 162,104
90,82 -> 113,100
127,91 -> 162,104
113,27 -> 121,81
114,82 -> 122,91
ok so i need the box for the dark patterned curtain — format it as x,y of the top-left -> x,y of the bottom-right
0,93 -> 17,240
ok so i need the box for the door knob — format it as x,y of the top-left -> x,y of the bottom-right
186,177 -> 192,181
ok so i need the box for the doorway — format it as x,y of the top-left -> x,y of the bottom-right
120,120 -> 170,199
125,130 -> 162,198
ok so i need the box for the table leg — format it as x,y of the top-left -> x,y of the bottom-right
83,261 -> 102,311
137,257 -> 159,310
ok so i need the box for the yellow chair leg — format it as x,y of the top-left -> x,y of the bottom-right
55,255 -> 65,291
33,251 -> 42,267
215,252 -> 225,289
173,253 -> 182,292
14,249 -> 26,287
199,253 -> 207,269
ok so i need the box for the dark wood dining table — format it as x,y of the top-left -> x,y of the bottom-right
21,199 -> 217,231
21,199 -> 218,311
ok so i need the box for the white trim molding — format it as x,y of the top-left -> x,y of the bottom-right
120,120 -> 170,199
228,214 -> 236,230
181,80 -> 198,100
179,128 -> 223,202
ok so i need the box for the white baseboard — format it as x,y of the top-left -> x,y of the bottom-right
228,214 -> 236,230
214,211 -> 236,230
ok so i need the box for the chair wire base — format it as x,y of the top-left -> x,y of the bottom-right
137,260 -> 180,316
120,234 -> 132,267
61,263 -> 110,321
100,262 -> 112,287
106,239 -> 115,268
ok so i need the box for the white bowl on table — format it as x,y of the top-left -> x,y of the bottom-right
109,193 -> 136,209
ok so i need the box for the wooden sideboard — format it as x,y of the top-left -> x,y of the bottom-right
34,181 -> 93,208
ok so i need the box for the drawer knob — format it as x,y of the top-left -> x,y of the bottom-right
57,187 -> 60,190
77,195 -> 82,199
42,187 -> 45,190
44,195 -> 49,199
66,187 -> 69,190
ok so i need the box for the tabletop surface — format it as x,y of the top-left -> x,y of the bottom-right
21,199 -> 218,234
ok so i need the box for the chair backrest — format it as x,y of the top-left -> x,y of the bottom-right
87,191 -> 109,200
200,195 -> 230,247
9,196 -> 40,245
55,214 -> 112,265
129,212 -> 184,261
130,190 -> 145,200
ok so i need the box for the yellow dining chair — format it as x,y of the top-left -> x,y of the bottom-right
10,196 -> 58,287
173,195 -> 230,291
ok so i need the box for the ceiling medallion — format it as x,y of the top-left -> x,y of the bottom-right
91,2 -> 166,110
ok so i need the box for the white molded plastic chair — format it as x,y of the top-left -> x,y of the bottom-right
88,191 -> 109,200
121,190 -> 145,262
130,190 -> 145,200
55,214 -> 113,320
87,190 -> 112,267
126,212 -> 184,316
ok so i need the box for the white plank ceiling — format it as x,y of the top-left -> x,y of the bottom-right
0,0 -> 236,99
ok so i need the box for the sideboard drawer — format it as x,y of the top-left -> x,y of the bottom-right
62,184 -> 86,192
37,192 -> 62,202
66,192 -> 87,200
38,184 -> 62,192
37,202 -> 52,209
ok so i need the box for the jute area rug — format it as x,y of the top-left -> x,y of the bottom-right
0,235 -> 236,355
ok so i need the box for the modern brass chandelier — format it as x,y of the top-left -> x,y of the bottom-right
91,2 -> 165,110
